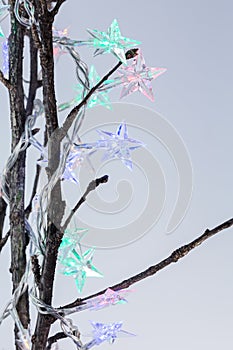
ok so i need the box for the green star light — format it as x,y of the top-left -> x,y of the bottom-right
87,19 -> 141,64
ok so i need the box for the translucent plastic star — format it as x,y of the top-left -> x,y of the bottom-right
59,227 -> 88,259
58,65 -> 111,112
96,122 -> 144,170
62,147 -> 84,184
52,26 -> 68,60
0,1 -> 10,37
114,49 -> 167,101
2,39 -> 8,74
90,321 -> 135,345
60,248 -> 103,293
36,145 -> 83,184
87,19 -> 140,64
88,288 -> 130,311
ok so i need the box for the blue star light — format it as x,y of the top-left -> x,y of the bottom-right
96,122 -> 144,170
90,321 -> 135,345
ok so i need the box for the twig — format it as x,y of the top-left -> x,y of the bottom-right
62,175 -> 109,231
59,61 -> 122,138
26,33 -> 39,116
31,255 -> 41,286
59,49 -> 139,142
0,196 -> 7,241
0,231 -> 10,252
25,164 -> 41,218
51,0 -> 66,17
61,217 -> 233,309
46,332 -> 68,349
0,70 -> 11,89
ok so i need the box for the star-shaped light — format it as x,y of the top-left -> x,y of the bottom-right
62,147 -> 84,184
90,321 -> 135,345
36,144 -> 84,184
59,227 -> 88,259
87,19 -> 140,64
88,288 -> 130,311
52,26 -> 68,61
60,248 -> 103,292
0,1 -> 10,37
116,49 -> 166,101
58,65 -> 111,112
96,122 -> 144,170
2,39 -> 8,74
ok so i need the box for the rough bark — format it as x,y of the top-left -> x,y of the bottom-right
8,0 -> 29,345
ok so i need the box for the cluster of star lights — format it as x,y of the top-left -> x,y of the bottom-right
0,10 -> 167,349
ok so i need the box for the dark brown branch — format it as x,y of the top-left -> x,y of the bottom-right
26,33 -> 39,116
0,231 -> 10,252
61,217 -> 233,309
59,49 -> 138,141
25,164 -> 41,218
31,24 -> 42,51
60,61 -> 122,138
46,332 -> 68,349
31,255 -> 41,287
0,195 -> 7,242
62,175 -> 109,231
0,69 -> 11,89
51,0 -> 66,17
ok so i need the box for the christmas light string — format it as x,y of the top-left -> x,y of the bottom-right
14,0 -> 35,28
0,8 -> 168,348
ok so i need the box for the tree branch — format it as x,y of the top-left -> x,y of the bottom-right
25,164 -> 41,218
46,331 -> 69,349
51,0 -> 66,17
0,195 -> 7,242
61,217 -> 233,309
0,69 -> 11,89
26,33 -> 39,116
62,175 -> 109,231
0,231 -> 10,252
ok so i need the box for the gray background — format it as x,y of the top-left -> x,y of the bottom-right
0,0 -> 233,349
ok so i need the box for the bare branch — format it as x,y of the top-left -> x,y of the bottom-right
0,196 -> 7,241
61,217 -> 233,309
46,332 -> 68,349
0,231 -> 10,252
31,255 -> 41,287
26,33 -> 39,116
0,70 -> 11,89
62,175 -> 109,231
51,0 -> 66,17
59,49 -> 139,141
25,164 -> 41,218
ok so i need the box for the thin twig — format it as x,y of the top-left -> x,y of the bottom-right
31,255 -> 41,286
59,49 -> 139,143
51,0 -> 66,17
61,217 -> 233,309
62,175 -> 109,231
25,164 -> 41,218
0,231 -> 10,252
46,332 -> 68,349
26,33 -> 39,116
0,70 -> 11,89
0,196 -> 7,241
